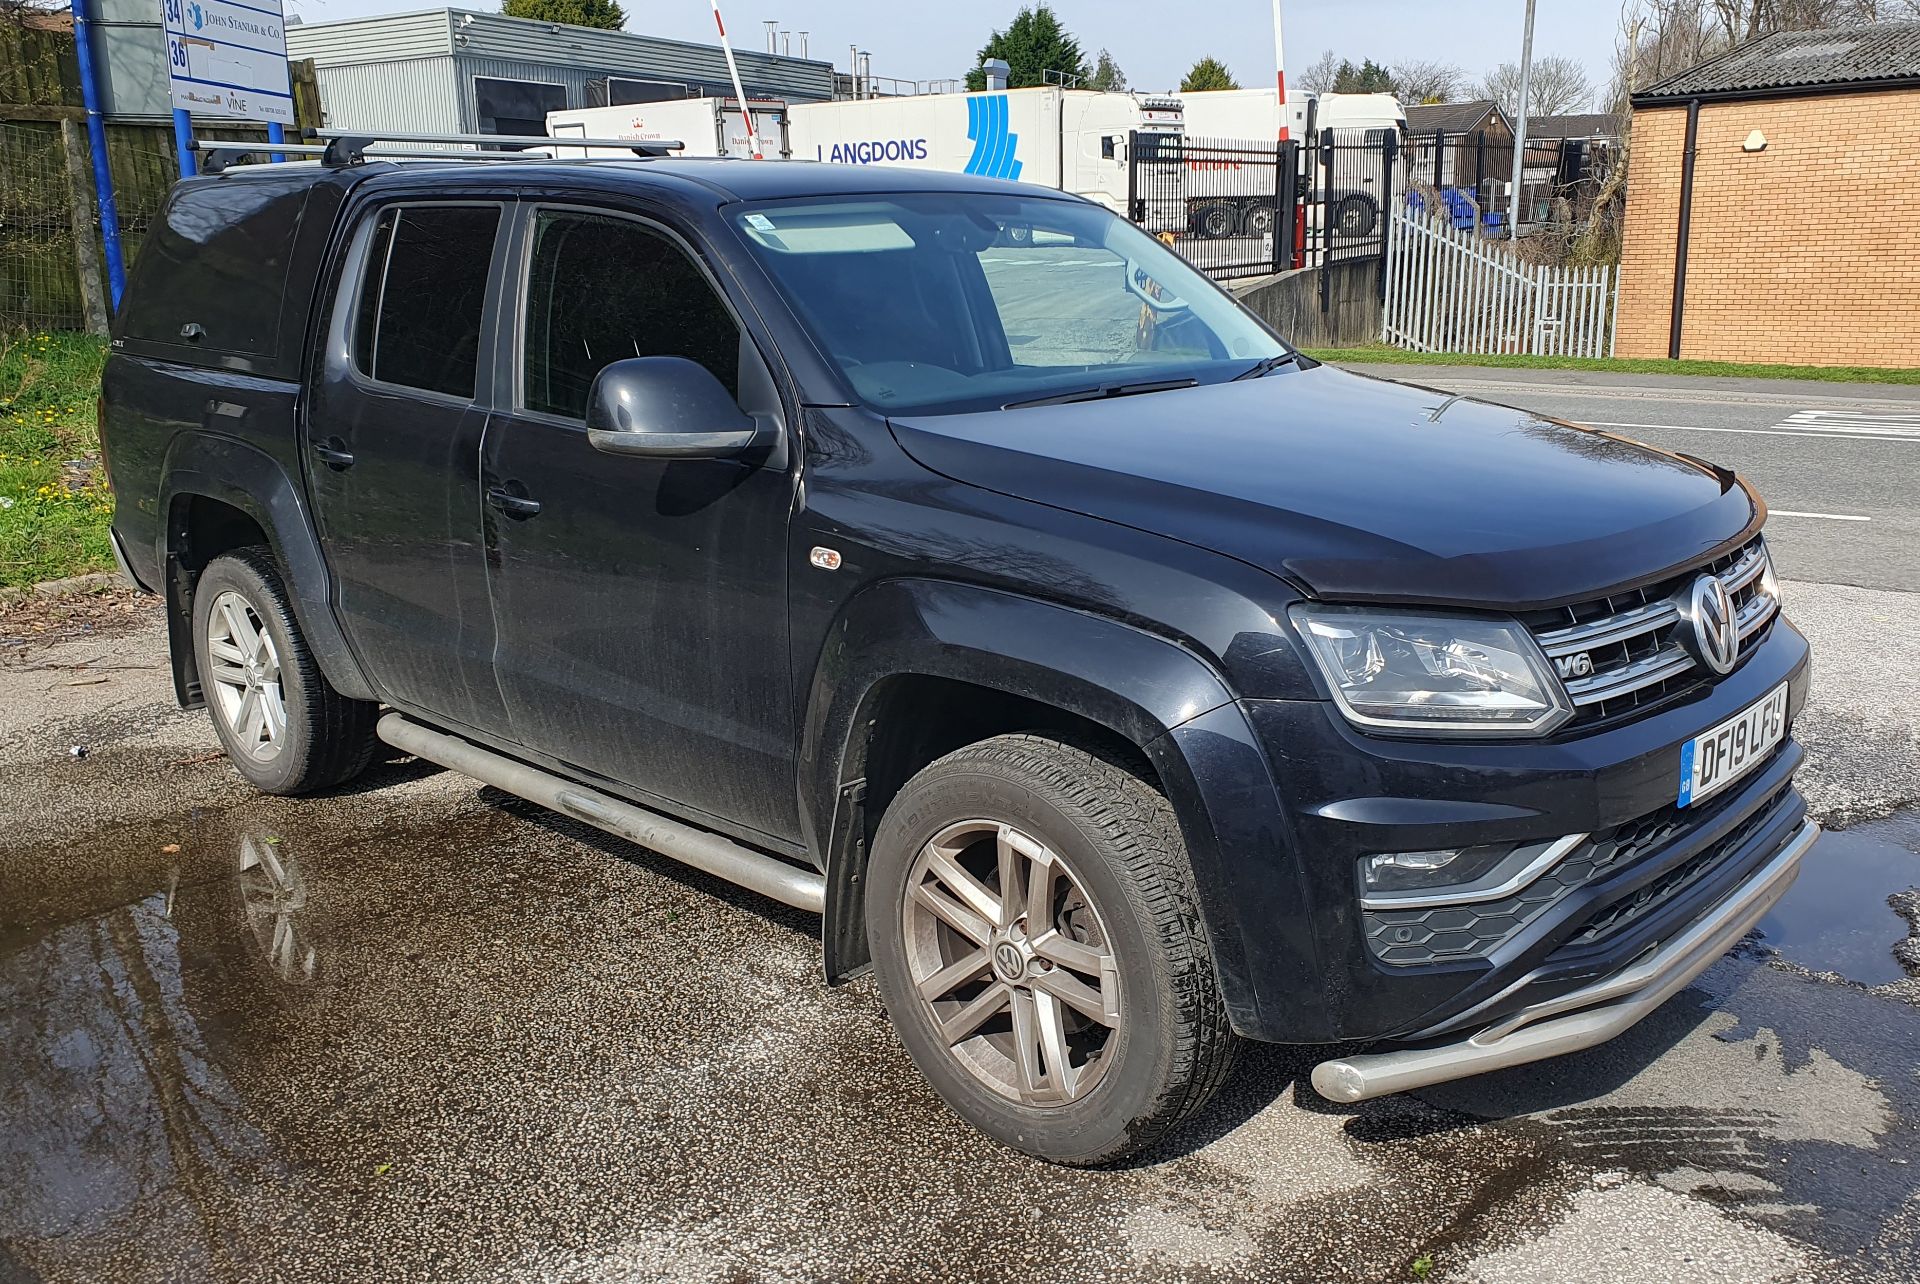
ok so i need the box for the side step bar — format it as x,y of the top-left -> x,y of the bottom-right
376,713 -> 825,914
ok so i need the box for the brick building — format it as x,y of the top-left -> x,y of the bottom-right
1615,22 -> 1920,367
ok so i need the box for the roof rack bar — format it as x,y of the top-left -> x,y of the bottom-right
193,131 -> 691,173
309,128 -> 685,167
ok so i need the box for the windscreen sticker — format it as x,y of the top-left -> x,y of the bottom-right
744,213 -> 776,232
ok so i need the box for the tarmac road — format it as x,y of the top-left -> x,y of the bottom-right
1334,364 -> 1920,595
2,577 -> 1917,1282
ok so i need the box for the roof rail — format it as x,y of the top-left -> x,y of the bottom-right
193,130 -> 687,174
312,129 -> 685,167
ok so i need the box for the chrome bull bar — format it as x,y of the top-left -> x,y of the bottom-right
1311,817 -> 1820,1104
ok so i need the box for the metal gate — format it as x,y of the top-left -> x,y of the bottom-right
1127,132 -> 1292,281
1382,206 -> 1617,357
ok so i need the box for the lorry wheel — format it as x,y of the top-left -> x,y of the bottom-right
191,547 -> 378,796
1332,193 -> 1378,237
866,733 -> 1239,1165
1190,201 -> 1236,239
1242,203 -> 1276,236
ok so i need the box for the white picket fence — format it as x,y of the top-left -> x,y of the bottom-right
1382,207 -> 1618,358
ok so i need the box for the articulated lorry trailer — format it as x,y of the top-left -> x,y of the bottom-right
783,87 -> 1186,232
1173,90 -> 1409,242
545,97 -> 791,159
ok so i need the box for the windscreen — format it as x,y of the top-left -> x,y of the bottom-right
730,194 -> 1286,415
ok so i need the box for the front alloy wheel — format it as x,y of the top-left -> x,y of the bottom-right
904,820 -> 1121,1106
868,734 -> 1240,1165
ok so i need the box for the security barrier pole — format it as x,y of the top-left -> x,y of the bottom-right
70,0 -> 127,309
173,107 -> 197,178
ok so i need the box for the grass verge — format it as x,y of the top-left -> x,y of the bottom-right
1300,345 -> 1920,385
0,331 -> 113,589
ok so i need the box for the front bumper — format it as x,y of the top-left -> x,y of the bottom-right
1223,613 -> 1810,1046
1310,814 -> 1817,1101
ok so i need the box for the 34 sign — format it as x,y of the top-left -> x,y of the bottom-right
159,0 -> 294,125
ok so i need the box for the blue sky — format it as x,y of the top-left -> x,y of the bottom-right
289,1 -> 1622,103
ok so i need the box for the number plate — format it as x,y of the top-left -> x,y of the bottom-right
1678,684 -> 1788,808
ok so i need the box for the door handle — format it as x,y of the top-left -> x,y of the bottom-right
486,484 -> 541,519
311,437 -> 355,470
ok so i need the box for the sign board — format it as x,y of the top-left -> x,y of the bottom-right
160,0 -> 294,125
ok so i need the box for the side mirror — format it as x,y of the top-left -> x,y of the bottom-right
1122,259 -> 1188,314
585,356 -> 758,459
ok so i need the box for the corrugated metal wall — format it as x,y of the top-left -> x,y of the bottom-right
285,12 -> 455,65
304,58 -> 463,134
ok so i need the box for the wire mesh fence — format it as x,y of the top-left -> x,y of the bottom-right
0,121 -> 182,335
0,121 -> 83,333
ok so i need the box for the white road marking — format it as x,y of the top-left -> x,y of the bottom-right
1581,420 -> 1920,444
1770,510 -> 1872,522
1774,410 -> 1920,438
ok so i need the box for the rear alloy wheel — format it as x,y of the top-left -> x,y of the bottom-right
869,734 -> 1239,1165
192,548 -> 378,795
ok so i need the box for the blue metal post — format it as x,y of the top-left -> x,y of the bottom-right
70,0 -> 127,310
172,107 -> 197,178
268,121 -> 285,163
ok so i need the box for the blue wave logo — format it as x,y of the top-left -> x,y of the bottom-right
964,95 -> 1023,180
188,2 -> 203,29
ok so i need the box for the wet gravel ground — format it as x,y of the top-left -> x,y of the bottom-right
2,581 -> 1917,1283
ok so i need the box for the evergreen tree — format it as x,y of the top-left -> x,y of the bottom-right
1331,58 -> 1394,93
965,5 -> 1090,91
1089,48 -> 1128,92
501,0 -> 627,31
1180,57 -> 1240,93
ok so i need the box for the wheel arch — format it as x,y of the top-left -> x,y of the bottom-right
159,432 -> 375,708
804,579 -> 1271,1025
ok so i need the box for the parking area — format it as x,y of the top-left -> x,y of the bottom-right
2,555 -> 1916,1281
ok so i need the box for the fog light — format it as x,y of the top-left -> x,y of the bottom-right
1360,842 -> 1517,895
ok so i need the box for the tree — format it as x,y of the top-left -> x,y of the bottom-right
1477,55 -> 1594,118
1389,58 -> 1464,105
1088,48 -> 1128,92
501,0 -> 627,30
1332,58 -> 1395,93
965,5 -> 1089,91
1180,56 -> 1240,93
1297,48 -> 1342,95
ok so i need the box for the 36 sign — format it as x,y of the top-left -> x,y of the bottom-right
159,0 -> 294,125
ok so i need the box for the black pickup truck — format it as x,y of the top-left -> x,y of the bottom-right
100,144 -> 1815,1165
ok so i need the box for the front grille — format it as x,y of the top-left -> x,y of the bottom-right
1569,784 -> 1793,945
1522,537 -> 1778,726
1362,751 -> 1791,967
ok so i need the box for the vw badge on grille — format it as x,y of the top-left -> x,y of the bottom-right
1685,574 -> 1739,675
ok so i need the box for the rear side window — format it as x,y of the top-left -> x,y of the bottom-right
521,210 -> 741,420
119,174 -> 311,362
352,205 -> 501,398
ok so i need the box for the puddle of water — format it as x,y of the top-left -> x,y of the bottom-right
1754,811 -> 1920,987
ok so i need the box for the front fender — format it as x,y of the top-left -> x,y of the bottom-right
805,578 -> 1326,1036
160,431 -> 375,705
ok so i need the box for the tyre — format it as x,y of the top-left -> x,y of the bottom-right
1190,201 -> 1236,239
191,547 -> 378,795
1242,202 -> 1276,237
866,734 -> 1239,1165
1332,192 -> 1378,238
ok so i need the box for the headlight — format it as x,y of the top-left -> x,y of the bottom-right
1289,605 -> 1573,737
1758,536 -> 1782,607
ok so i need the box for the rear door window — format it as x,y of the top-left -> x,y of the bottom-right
352,205 -> 502,398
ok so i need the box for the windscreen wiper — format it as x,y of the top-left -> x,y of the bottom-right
1232,351 -> 1301,380
1003,377 -> 1198,410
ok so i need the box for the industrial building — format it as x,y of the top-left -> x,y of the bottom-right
283,7 -> 835,137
